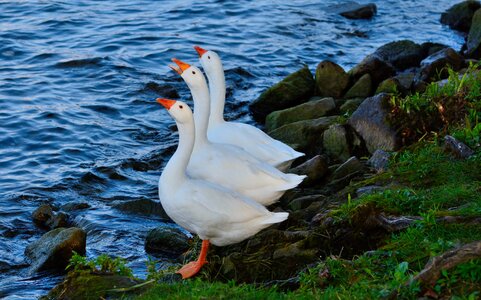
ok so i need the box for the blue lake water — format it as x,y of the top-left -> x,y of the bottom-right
0,0 -> 463,298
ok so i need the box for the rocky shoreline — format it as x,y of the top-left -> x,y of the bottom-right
25,1 -> 481,299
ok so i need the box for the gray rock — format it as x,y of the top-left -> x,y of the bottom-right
288,194 -> 327,211
421,42 -> 449,57
250,66 -> 315,122
416,48 -> 464,82
145,226 -> 191,257
356,185 -> 384,196
32,204 -> 54,229
265,97 -> 335,131
373,40 -> 424,71
349,55 -> 395,86
112,198 -> 170,220
323,124 -> 351,162
393,72 -> 416,92
467,8 -> 481,58
444,135 -> 475,159
329,2 -> 377,19
25,227 -> 86,273
332,156 -> 364,180
268,116 -> 338,155
367,149 -> 392,172
441,1 -> 481,33
60,202 -> 91,212
344,73 -> 372,99
340,98 -> 364,114
289,155 -> 329,186
315,60 -> 350,98
348,93 -> 400,154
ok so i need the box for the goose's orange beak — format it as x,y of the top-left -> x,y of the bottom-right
194,46 -> 208,58
169,58 -> 191,75
156,98 -> 176,110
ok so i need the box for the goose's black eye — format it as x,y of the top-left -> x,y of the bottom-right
208,56 -> 210,59
179,105 -> 183,109
192,71 -> 196,74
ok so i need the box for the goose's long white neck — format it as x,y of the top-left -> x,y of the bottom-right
206,66 -> 226,126
161,119 -> 194,188
188,78 -> 211,150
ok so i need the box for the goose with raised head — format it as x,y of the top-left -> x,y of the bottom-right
169,58 -> 305,206
157,98 -> 288,279
194,46 -> 304,171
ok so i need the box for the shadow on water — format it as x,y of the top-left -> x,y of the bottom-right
0,0 -> 463,297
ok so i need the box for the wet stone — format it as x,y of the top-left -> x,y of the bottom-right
60,202 -> 91,212
32,204 -> 54,229
145,226 -> 191,257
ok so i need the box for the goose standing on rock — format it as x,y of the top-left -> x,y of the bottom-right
169,58 -> 305,206
156,98 -> 288,279
194,46 -> 304,171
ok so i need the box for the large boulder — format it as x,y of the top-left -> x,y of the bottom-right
145,226 -> 191,257
340,98 -> 364,114
25,227 -> 86,273
344,73 -> 372,98
440,1 -> 481,33
322,124 -> 351,162
249,66 -> 315,122
375,77 -> 402,94
373,40 -> 424,71
329,2 -> 377,19
466,9 -> 481,58
349,55 -> 395,87
265,97 -> 335,131
416,48 -> 464,82
348,93 -> 400,154
268,116 -> 338,154
315,60 -> 350,98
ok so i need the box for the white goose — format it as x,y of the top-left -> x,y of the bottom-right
194,46 -> 304,171
169,58 -> 305,206
157,98 -> 288,279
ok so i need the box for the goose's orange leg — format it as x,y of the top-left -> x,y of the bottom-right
177,240 -> 210,279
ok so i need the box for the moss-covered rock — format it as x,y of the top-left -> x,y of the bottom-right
348,93 -> 400,154
323,124 -> 351,162
467,8 -> 481,58
344,73 -> 372,99
145,226 -> 191,257
375,77 -> 401,94
249,66 -> 315,122
265,97 -> 335,131
25,227 -> 86,274
440,0 -> 481,33
340,98 -> 364,114
42,271 -> 142,300
268,116 -> 338,155
373,40 -> 424,70
349,55 -> 395,87
315,60 -> 350,98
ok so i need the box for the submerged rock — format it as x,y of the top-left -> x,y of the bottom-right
25,227 -> 86,273
145,226 -> 191,257
268,116 -> 338,155
440,0 -> 481,33
466,9 -> 481,58
60,202 -> 91,212
249,66 -> 315,122
348,93 -> 400,154
330,2 -> 377,19
32,204 -> 54,229
344,73 -> 372,99
289,155 -> 329,186
265,97 -> 335,131
373,40 -> 424,71
416,48 -> 464,82
315,60 -> 350,98
112,198 -> 170,220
